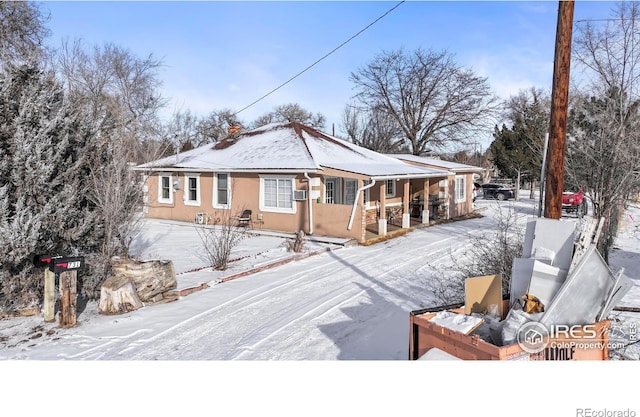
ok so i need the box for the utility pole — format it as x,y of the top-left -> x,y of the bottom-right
538,133 -> 549,217
544,0 -> 574,219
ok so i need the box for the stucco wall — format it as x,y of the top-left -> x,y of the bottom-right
144,171 -> 366,242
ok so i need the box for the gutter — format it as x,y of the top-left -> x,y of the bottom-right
346,172 -> 451,231
347,179 -> 376,231
304,172 -> 314,235
370,172 -> 452,181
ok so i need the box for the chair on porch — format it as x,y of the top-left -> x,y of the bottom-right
235,209 -> 253,228
385,207 -> 402,227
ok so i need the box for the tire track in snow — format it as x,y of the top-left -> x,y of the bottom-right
65,222 -> 482,360
65,244 -> 399,359
226,235 -> 468,359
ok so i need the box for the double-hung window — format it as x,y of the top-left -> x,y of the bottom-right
364,180 -> 372,208
325,177 -> 359,205
158,173 -> 173,204
325,177 -> 340,204
184,173 -> 200,206
214,172 -> 231,208
455,175 -> 466,203
344,179 -> 357,205
260,175 -> 295,213
386,179 -> 396,198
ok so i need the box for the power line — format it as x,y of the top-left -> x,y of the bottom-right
233,1 -> 405,117
575,18 -> 632,24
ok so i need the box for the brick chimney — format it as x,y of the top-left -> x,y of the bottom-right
228,125 -> 241,136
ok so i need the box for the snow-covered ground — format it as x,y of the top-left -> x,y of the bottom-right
3,193 -> 640,415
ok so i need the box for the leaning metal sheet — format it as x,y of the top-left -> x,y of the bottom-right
522,220 -> 536,259
598,272 -> 634,322
540,246 -> 616,326
510,258 -> 536,308
527,261 -> 568,309
525,218 -> 576,271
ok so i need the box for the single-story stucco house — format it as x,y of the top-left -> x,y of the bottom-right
386,154 -> 484,221
135,122 -> 481,244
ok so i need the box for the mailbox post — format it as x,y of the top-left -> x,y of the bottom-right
50,257 -> 85,328
33,255 -> 61,322
33,255 -> 85,327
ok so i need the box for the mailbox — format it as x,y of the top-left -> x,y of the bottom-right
33,254 -> 62,269
49,256 -> 85,274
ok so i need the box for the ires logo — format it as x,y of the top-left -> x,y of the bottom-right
517,321 -> 601,355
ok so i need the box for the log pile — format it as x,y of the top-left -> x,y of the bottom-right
98,259 -> 177,315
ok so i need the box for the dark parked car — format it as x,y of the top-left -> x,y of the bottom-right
481,183 -> 516,200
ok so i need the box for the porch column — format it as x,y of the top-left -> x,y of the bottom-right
402,178 -> 410,228
422,179 -> 430,224
443,177 -> 451,220
379,181 -> 387,236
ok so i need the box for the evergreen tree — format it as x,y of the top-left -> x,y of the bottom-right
0,64 -> 99,310
489,87 -> 549,196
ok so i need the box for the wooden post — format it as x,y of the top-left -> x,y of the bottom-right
423,179 -> 430,224
379,181 -> 387,236
544,0 -> 574,219
402,179 -> 410,228
59,270 -> 77,328
43,268 -> 56,322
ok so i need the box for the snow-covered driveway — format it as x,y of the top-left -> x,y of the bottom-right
0,202 -> 511,360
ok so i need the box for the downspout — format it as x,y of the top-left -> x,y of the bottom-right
304,172 -> 313,235
348,179 -> 376,230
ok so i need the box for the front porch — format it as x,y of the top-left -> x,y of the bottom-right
364,218 -> 414,236
362,210 -> 484,245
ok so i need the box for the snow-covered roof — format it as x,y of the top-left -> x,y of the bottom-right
137,122 -> 451,178
386,154 -> 483,173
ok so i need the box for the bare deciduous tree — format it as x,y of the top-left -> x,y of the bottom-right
196,108 -> 244,143
350,48 -> 500,155
0,2 -> 50,68
340,104 -> 407,153
569,1 -> 640,260
54,39 -> 167,296
251,103 -> 326,130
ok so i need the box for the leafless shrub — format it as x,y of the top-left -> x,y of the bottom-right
286,230 -> 306,253
194,210 -> 246,270
426,207 -> 525,305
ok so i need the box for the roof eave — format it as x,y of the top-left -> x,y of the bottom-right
131,166 -> 322,174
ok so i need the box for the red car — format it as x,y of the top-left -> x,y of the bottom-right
562,187 -> 588,217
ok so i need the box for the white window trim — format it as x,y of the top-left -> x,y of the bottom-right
455,175 -> 466,203
324,177 -> 342,204
259,174 -> 296,214
184,173 -> 201,207
385,179 -> 396,198
213,172 -> 231,209
158,173 -> 173,205
364,182 -> 372,209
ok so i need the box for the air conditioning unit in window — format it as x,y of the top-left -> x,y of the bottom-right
293,190 -> 307,201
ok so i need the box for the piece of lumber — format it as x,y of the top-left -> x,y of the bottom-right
613,306 -> 640,313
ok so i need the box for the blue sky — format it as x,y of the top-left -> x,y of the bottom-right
40,1 -> 616,144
